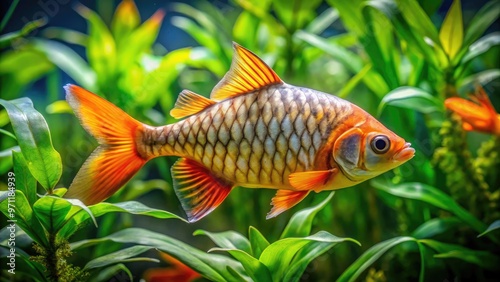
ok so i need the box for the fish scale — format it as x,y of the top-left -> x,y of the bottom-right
64,42 -> 414,222
149,84 -> 353,188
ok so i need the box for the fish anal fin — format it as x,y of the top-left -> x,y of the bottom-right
171,158 -> 233,222
267,190 -> 310,219
210,42 -> 283,101
170,90 -> 216,119
289,169 -> 338,192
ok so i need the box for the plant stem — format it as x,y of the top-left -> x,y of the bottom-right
46,232 -> 60,282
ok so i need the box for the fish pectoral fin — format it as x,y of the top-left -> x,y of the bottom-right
171,158 -> 233,222
267,190 -> 310,219
289,169 -> 338,192
170,89 -> 216,119
210,42 -> 283,101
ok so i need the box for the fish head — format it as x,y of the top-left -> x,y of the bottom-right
332,115 -> 415,182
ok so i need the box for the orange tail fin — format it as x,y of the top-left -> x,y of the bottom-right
64,84 -> 148,205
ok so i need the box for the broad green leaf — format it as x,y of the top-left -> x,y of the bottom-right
90,263 -> 132,282
281,192 -> 334,238
0,98 -> 62,191
338,236 -> 417,282
372,181 -> 488,236
195,230 -> 251,254
249,226 -> 270,258
463,0 -> 500,48
260,231 -> 359,281
71,228 -> 245,282
479,220 -> 500,237
461,32 -> 500,64
285,239 -> 340,282
84,246 -> 158,270
12,150 -> 36,206
412,217 -> 462,239
33,196 -> 96,235
439,0 -> 463,60
420,239 -> 500,270
211,248 -> 271,282
0,190 -> 48,246
59,201 -> 185,237
378,87 -> 442,116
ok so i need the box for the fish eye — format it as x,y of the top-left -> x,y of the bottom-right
371,135 -> 390,154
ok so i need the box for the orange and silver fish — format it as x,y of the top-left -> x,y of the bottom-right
444,86 -> 500,136
65,43 -> 415,222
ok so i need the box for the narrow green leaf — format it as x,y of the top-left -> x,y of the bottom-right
281,192 -> 334,238
0,190 -> 48,246
377,87 -> 442,116
0,98 -> 62,191
458,69 -> 500,90
0,17 -> 45,48
261,231 -> 359,281
32,39 -> 96,90
84,246 -> 157,270
420,239 -> 500,270
479,220 -> 500,237
90,263 -> 132,282
116,9 -> 165,72
32,196 -> 96,235
439,0 -> 463,59
461,32 -> 500,64
338,236 -> 417,282
249,226 -> 270,258
372,181 -> 488,236
396,0 -> 440,46
284,240 -> 338,282
12,150 -> 37,206
75,4 -> 116,82
463,0 -> 500,48
211,248 -> 272,282
111,0 -> 140,44
71,228 -> 244,282
195,230 -> 252,254
412,217 -> 462,239
60,201 -> 185,238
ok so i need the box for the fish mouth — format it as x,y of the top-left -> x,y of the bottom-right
393,142 -> 415,162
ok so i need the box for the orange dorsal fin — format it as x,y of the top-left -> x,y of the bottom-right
64,84 -> 148,205
266,190 -> 310,219
289,169 -> 338,192
210,42 -> 283,101
171,158 -> 233,222
170,90 -> 216,119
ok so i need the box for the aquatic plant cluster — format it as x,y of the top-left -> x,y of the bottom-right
1,0 -> 499,281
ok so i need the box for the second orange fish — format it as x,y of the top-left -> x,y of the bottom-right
65,43 -> 415,222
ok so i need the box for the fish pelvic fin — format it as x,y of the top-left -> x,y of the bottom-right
171,158 -> 233,222
267,190 -> 310,219
210,42 -> 283,101
170,89 -> 216,119
64,84 -> 148,205
289,169 -> 338,192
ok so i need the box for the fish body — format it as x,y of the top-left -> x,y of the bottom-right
65,43 -> 415,222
